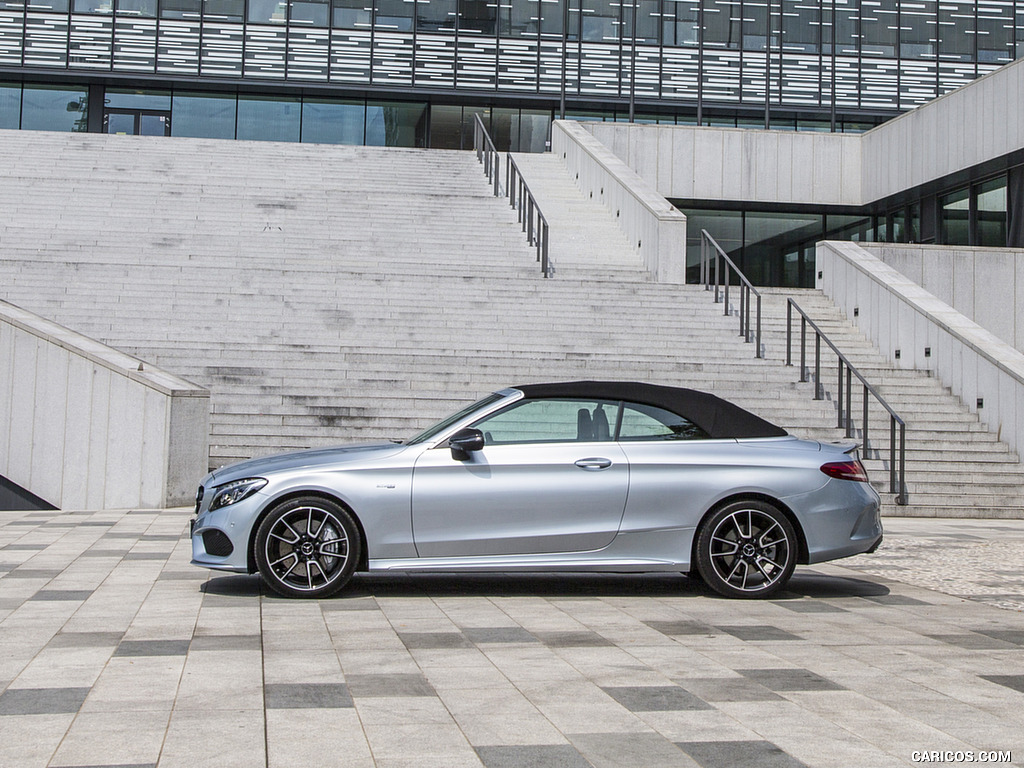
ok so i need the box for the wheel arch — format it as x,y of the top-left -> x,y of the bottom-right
690,492 -> 810,568
246,490 -> 370,575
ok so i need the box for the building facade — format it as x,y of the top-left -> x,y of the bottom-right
1,0 -> 1023,148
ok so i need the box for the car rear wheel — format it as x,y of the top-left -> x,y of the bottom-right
254,497 -> 361,599
695,500 -> 796,599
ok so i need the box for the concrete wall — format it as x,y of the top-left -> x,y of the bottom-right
552,120 -> 688,283
816,241 -> 1024,454
868,244 -> 1024,353
582,122 -> 863,206
0,299 -> 210,509
861,58 -> 1024,202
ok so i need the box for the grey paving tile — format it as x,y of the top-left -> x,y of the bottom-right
771,601 -> 848,614
114,640 -> 191,657
264,683 -> 352,709
140,534 -> 181,541
570,732 -> 698,768
0,687 -> 90,715
738,668 -> 845,692
533,631 -> 614,648
717,625 -> 802,642
189,634 -> 262,651
0,562 -> 17,572
30,590 -> 94,602
0,598 -> 24,610
980,675 -> 1024,693
77,521 -> 114,527
399,632 -> 474,650
4,568 -> 61,578
677,740 -> 808,768
103,532 -> 142,539
643,620 -> 717,636
79,549 -> 130,557
51,764 -> 154,768
860,594 -> 932,606
47,632 -> 124,648
476,745 -> 591,768
927,634 -> 1018,650
463,627 -> 538,644
678,677 -> 783,703
319,597 -> 379,611
158,571 -> 208,580
7,521 -> 39,526
602,685 -> 713,712
975,629 -> 1024,645
122,552 -> 170,561
345,673 -> 436,697
0,544 -> 47,550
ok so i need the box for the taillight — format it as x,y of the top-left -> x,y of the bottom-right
820,460 -> 869,482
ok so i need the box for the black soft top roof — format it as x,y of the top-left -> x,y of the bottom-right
513,381 -> 787,439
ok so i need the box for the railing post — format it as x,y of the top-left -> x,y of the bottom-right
542,221 -> 550,277
898,423 -> 906,504
862,384 -> 869,452
723,264 -> 730,317
799,316 -> 807,382
786,301 -> 792,366
493,153 -> 499,197
845,365 -> 852,437
837,359 -> 844,429
714,249 -> 720,304
890,416 -> 897,494
755,294 -> 762,359
814,333 -> 822,400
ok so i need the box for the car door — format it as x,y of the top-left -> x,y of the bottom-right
411,398 -> 628,558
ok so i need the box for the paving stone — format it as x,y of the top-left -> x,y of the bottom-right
677,740 -> 808,768
264,683 -> 352,709
345,674 -> 436,697
476,745 -> 592,768
114,640 -> 191,657
602,685 -> 713,712
738,669 -> 846,692
0,687 -> 90,715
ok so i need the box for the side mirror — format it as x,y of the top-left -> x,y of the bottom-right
449,428 -> 484,460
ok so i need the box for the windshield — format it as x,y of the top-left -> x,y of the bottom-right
405,392 -> 506,446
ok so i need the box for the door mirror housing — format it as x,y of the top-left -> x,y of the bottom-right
449,428 -> 485,460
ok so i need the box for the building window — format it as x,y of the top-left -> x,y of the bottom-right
375,0 -> 413,30
290,0 -> 329,25
459,0 -> 496,33
249,0 -> 289,23
332,0 -> 371,28
237,96 -> 300,142
204,0 -> 244,22
171,91 -> 237,138
0,83 -> 20,130
365,101 -> 426,147
21,85 -> 88,133
161,0 -> 201,19
301,99 -> 365,143
417,0 -> 456,31
975,176 -> 1008,246
940,187 -> 970,245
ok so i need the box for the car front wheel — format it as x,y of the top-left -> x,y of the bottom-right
695,500 -> 796,599
254,497 -> 361,599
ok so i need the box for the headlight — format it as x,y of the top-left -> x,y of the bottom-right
209,478 -> 267,511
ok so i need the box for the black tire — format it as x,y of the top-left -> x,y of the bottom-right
254,497 -> 361,599
695,500 -> 796,599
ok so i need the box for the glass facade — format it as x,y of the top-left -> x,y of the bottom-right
0,0 -> 1020,129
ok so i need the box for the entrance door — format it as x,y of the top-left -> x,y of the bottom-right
104,109 -> 170,136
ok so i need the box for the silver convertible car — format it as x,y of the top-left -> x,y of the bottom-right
190,381 -> 882,599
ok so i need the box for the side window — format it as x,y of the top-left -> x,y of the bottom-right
618,402 -> 710,441
472,399 -> 618,445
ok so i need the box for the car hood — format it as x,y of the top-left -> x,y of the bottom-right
208,442 -> 408,485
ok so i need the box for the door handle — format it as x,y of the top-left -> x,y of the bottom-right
575,457 -> 612,471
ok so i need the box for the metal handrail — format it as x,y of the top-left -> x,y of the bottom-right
506,153 -> 551,278
785,298 -> 908,505
699,229 -> 762,358
471,113 -> 551,278
472,113 -> 503,197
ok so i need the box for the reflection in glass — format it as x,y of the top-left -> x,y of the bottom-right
365,101 -> 426,147
428,104 -> 464,149
0,83 -> 18,130
581,0 -> 618,41
417,0 -> 455,31
940,187 -> 970,244
499,0 -> 538,36
204,0 -> 243,21
161,0 -> 200,19
332,0 -> 370,28
105,88 -> 171,110
662,0 -> 698,46
237,96 -> 300,141
744,211 -> 822,285
73,0 -> 112,12
248,0 -> 287,23
681,209 -> 742,283
514,109 -> 551,152
375,0 -> 412,29
117,0 -> 156,14
290,0 -> 328,25
459,0 -> 496,33
21,85 -> 88,132
171,91 -> 236,138
301,99 -> 365,144
976,176 -> 1007,247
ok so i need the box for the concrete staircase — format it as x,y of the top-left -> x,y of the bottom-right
0,129 -> 1022,516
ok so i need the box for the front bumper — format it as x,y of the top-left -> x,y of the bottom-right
190,489 -> 267,574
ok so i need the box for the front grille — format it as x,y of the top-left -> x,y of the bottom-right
202,529 -> 234,557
